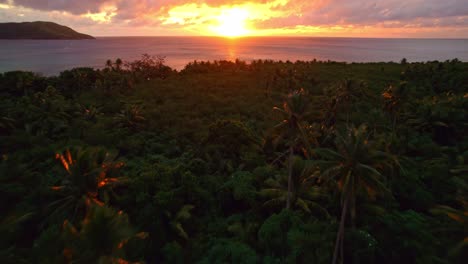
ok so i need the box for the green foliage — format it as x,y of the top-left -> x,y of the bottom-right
260,157 -> 327,216
287,221 -> 335,264
372,210 -> 442,264
205,119 -> 260,172
199,239 -> 258,264
0,59 -> 466,262
258,209 -> 303,258
168,204 -> 195,240
13,86 -> 70,138
0,71 -> 48,96
272,88 -> 312,152
57,67 -> 99,96
62,204 -> 141,263
125,54 -> 173,81
222,171 -> 256,203
114,104 -> 146,131
162,241 -> 184,263
33,225 -> 65,263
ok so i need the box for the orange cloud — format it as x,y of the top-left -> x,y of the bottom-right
0,0 -> 467,37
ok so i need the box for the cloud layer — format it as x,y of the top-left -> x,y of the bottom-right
0,0 -> 467,37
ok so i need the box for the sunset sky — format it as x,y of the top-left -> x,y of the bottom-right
0,0 -> 467,38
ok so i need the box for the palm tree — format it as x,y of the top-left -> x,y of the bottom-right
404,92 -> 466,145
272,89 -> 314,209
75,104 -> 102,122
431,172 -> 467,258
431,202 -> 467,257
166,204 -> 195,241
21,86 -> 70,137
62,204 -> 147,263
115,58 -> 123,71
104,58 -> 125,73
382,82 -> 407,133
105,59 -> 113,70
333,79 -> 371,125
49,148 -> 125,222
313,124 -> 390,264
114,105 -> 146,130
260,156 -> 328,217
0,116 -> 15,134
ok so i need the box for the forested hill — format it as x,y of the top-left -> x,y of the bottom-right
0,21 -> 95,39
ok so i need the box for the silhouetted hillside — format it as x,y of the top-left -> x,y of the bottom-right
0,21 -> 95,39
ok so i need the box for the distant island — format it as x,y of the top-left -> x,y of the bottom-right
0,21 -> 95,40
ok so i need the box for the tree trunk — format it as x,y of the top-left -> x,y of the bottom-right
350,177 -> 356,229
332,194 -> 349,264
346,111 -> 350,126
391,113 -> 397,140
286,146 -> 294,210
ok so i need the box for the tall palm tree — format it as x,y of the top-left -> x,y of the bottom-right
260,156 -> 328,217
272,89 -> 314,209
115,58 -> 123,71
313,124 -> 391,264
49,148 -> 125,222
382,82 -> 407,133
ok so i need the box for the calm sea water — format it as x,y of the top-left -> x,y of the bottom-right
0,37 -> 467,76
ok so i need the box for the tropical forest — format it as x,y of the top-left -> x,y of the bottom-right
0,56 -> 467,263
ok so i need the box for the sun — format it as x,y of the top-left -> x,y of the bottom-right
214,8 -> 250,37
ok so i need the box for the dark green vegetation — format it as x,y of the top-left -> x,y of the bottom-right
0,21 -> 94,39
0,56 -> 467,263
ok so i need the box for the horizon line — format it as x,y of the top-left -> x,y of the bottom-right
91,35 -> 468,40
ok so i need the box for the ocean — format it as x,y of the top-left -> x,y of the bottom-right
0,37 -> 467,76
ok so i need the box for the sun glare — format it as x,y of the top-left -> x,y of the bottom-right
0,3 -> 11,9
214,8 -> 250,37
